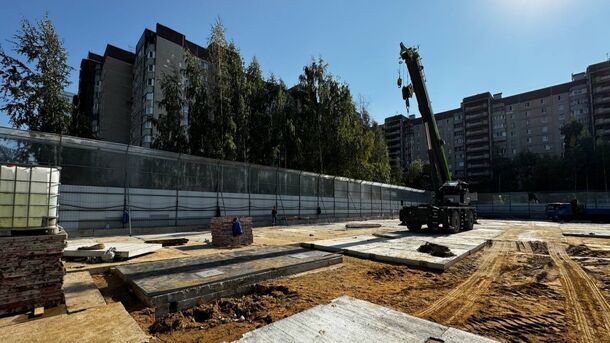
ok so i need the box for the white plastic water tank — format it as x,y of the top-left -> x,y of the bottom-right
0,165 -> 60,228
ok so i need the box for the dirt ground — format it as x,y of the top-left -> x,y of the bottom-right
89,220 -> 610,343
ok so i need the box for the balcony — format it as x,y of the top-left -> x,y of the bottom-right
466,145 -> 489,153
466,136 -> 489,144
465,128 -> 487,137
595,96 -> 610,105
468,170 -> 491,177
467,153 -> 490,161
595,74 -> 610,83
464,103 -> 487,112
468,162 -> 491,169
594,85 -> 610,94
465,111 -> 488,121
596,107 -> 610,115
465,120 -> 488,129
597,128 -> 610,137
595,117 -> 610,126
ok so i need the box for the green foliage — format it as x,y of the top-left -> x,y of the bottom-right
0,15 -> 72,134
153,69 -> 189,153
149,19 -> 394,184
485,121 -> 610,192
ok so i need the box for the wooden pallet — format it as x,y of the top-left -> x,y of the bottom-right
0,226 -> 62,237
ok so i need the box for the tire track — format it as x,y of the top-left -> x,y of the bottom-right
416,240 -> 511,324
549,242 -> 610,342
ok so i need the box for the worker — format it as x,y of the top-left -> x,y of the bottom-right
232,217 -> 243,236
271,206 -> 278,225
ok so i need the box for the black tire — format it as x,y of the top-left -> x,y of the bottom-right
464,210 -> 474,231
447,210 -> 461,234
407,222 -> 422,231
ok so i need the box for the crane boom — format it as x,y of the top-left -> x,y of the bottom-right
398,42 -> 476,234
399,43 -> 451,187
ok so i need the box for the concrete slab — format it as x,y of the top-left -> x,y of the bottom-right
235,296 -> 496,343
302,228 -> 502,271
114,245 -> 342,317
0,302 -> 149,343
64,241 -> 162,259
63,271 -> 106,313
563,230 -> 610,239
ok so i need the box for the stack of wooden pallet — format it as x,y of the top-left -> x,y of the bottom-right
0,231 -> 66,315
210,216 -> 253,247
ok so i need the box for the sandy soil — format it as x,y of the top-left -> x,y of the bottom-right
89,220 -> 610,343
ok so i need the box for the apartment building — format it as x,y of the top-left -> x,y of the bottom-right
384,59 -> 610,183
77,23 -> 209,147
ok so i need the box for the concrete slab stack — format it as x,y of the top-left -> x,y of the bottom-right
0,231 -> 67,315
210,216 -> 253,247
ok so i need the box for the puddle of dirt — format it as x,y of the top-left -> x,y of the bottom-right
418,242 -> 456,257
567,244 -> 610,258
529,241 -> 549,255
150,284 -> 297,334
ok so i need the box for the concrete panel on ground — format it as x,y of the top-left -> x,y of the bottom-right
64,241 -> 162,259
114,245 -> 342,317
63,271 -> 106,313
0,302 -> 149,343
563,230 -> 610,239
235,296 -> 496,343
302,228 -> 502,271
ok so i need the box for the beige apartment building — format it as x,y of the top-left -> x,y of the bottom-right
384,59 -> 610,182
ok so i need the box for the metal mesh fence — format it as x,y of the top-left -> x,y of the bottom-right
0,127 -> 430,231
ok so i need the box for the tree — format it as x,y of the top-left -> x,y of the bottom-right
185,51 -> 212,156
153,69 -> 189,153
0,15 -> 72,134
206,17 -> 236,160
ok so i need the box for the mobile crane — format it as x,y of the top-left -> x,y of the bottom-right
397,43 -> 476,233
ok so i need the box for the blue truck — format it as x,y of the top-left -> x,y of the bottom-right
545,201 -> 610,223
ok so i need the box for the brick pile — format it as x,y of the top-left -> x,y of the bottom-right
0,231 -> 66,315
210,216 -> 253,248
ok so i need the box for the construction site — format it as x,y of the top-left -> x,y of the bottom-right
1,6 -> 610,339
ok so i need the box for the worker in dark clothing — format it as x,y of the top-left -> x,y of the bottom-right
271,206 -> 278,225
232,217 -> 243,236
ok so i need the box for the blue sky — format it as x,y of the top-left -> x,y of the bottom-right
1,0 -> 609,128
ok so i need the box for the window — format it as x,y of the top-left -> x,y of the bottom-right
525,111 -> 530,117
527,129 -> 532,134
147,78 -> 155,86
508,105 -> 513,111
543,136 -> 548,142
541,107 -> 545,113
541,117 -> 548,124
558,104 -> 564,111
545,145 -> 551,151
147,50 -> 155,58
540,99 -> 544,104
527,137 -> 532,143
144,121 -> 152,129
143,135 -> 152,143
147,64 -> 155,72
542,126 -> 548,133
525,102 -> 530,107
557,95 -> 561,100
145,106 -> 153,115
145,92 -> 153,101
513,149 -> 517,154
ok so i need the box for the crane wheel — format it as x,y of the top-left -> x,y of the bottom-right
447,210 -> 461,234
464,210 -> 474,231
406,222 -> 422,231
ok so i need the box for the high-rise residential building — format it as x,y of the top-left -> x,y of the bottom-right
76,23 -> 209,147
384,59 -> 610,183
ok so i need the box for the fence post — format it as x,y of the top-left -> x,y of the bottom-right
333,176 -> 336,220
247,164 -> 251,217
360,181 -> 363,218
298,171 -> 302,217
